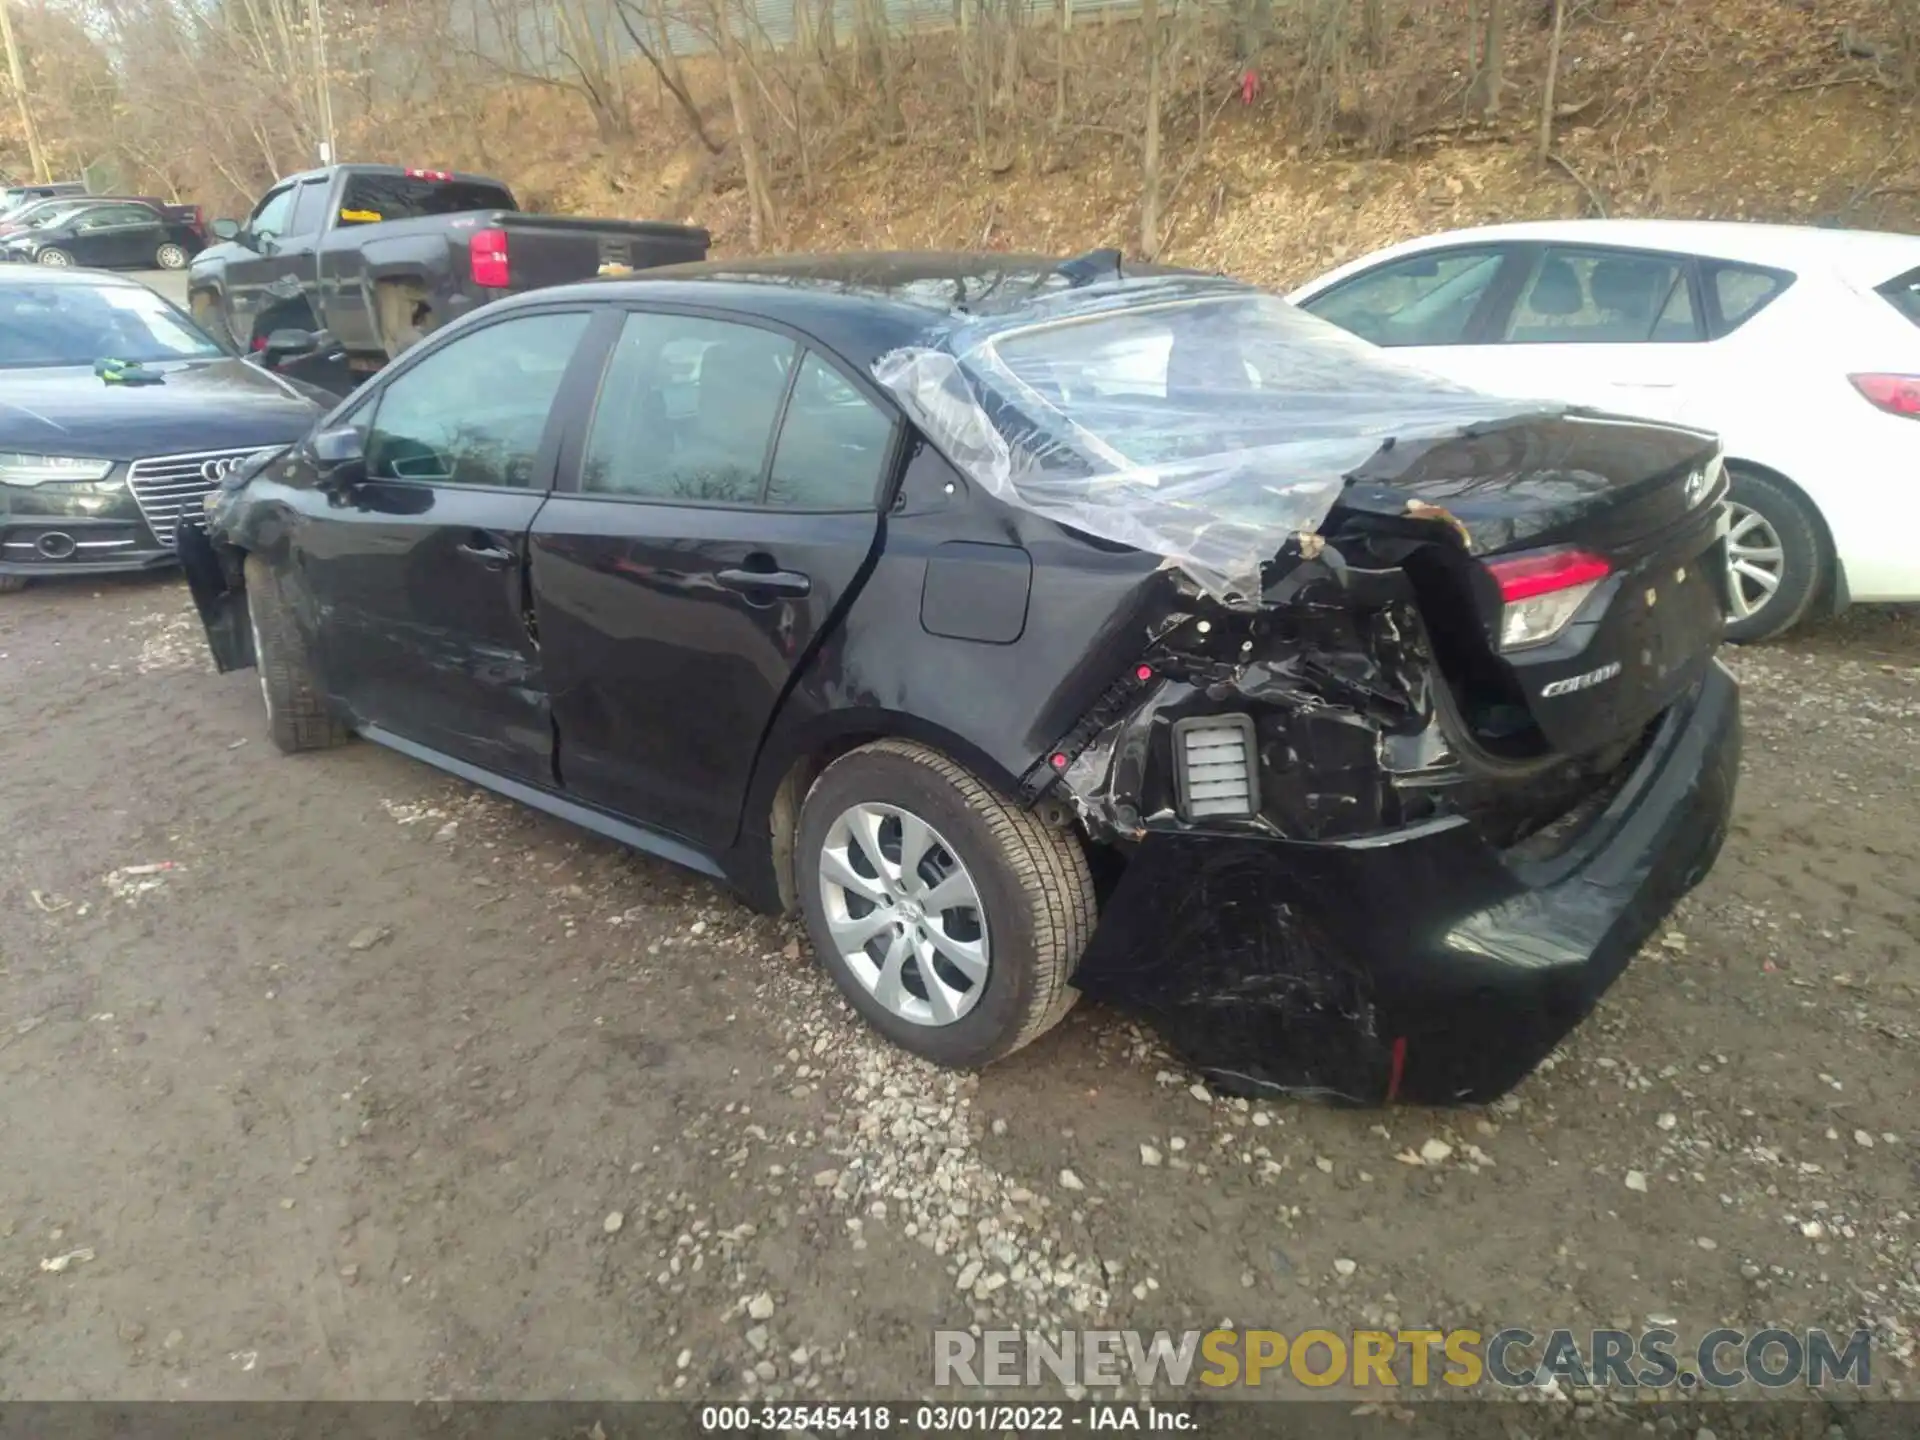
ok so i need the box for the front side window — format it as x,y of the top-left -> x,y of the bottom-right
1303,248 -> 1507,347
249,187 -> 297,242
582,312 -> 796,503
1503,248 -> 1703,343
365,311 -> 590,488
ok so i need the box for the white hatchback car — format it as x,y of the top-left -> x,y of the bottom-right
1288,220 -> 1920,640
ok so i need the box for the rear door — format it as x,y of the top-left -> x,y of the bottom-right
291,305 -> 599,780
1439,245 -> 1714,420
531,307 -> 898,850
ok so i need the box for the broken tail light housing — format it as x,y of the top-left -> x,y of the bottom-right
469,227 -> 510,288
1485,548 -> 1611,651
1849,373 -> 1920,419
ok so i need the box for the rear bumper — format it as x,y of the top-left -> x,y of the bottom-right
1069,661 -> 1741,1105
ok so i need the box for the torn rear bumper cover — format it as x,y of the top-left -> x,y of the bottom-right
1069,661 -> 1740,1106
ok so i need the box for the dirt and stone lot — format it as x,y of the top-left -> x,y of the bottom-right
1,574 -> 1916,1419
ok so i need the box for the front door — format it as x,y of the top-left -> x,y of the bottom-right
532,309 -> 897,849
285,306 -> 598,781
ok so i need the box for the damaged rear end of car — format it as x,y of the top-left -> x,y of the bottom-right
876,276 -> 1741,1105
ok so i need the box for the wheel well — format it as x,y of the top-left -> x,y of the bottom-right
1724,458 -> 1845,613
249,296 -> 319,348
767,734 -> 882,915
762,729 -> 1084,915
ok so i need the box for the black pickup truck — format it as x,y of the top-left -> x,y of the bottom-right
187,164 -> 708,375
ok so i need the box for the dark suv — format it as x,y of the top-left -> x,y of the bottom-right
179,253 -> 1740,1105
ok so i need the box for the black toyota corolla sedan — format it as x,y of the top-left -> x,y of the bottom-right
0,268 -> 326,592
178,252 -> 1741,1105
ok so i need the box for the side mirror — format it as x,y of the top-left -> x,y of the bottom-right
261,328 -> 321,366
210,218 -> 241,241
312,424 -> 365,469
310,424 -> 366,494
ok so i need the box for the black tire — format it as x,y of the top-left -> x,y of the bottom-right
244,554 -> 347,754
35,247 -> 73,268
155,242 -> 189,270
0,574 -> 27,594
1723,466 -> 1826,644
796,739 -> 1095,1068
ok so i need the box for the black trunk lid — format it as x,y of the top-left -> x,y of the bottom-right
1331,412 -> 1728,764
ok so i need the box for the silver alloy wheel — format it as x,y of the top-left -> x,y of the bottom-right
817,801 -> 990,1027
156,243 -> 188,270
1725,502 -> 1786,620
36,248 -> 71,267
249,601 -> 273,724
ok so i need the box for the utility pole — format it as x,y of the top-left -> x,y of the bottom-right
0,0 -> 49,182
307,0 -> 336,164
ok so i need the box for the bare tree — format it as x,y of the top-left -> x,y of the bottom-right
614,0 -> 723,151
1471,0 -> 1507,117
1538,0 -> 1565,159
0,0 -> 48,181
1139,0 -> 1163,257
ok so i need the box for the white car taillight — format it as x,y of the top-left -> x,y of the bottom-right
1849,373 -> 1920,420
1485,548 -> 1612,652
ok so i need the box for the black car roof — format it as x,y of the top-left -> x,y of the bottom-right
513,251 -> 1230,365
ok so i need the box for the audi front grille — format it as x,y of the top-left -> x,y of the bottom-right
126,450 -> 263,550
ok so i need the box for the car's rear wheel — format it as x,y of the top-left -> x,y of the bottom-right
243,554 -> 346,754
0,575 -> 28,594
796,740 -> 1094,1068
1723,466 -> 1826,643
35,247 -> 72,267
155,242 -> 189,270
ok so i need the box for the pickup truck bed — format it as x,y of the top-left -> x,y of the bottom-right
189,164 -> 708,373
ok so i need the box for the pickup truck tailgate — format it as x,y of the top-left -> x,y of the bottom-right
493,214 -> 710,291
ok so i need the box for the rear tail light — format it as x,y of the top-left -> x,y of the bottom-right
469,227 -> 509,288
1849,373 -> 1920,419
1172,714 -> 1259,820
1485,548 -> 1611,651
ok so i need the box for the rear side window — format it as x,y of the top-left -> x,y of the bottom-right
582,312 -> 797,504
1879,267 -> 1920,329
1503,248 -> 1703,343
1710,263 -> 1792,333
767,353 -> 895,510
1301,248 -> 1506,347
338,174 -> 514,226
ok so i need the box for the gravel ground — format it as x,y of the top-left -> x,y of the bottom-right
0,575 -> 1915,1420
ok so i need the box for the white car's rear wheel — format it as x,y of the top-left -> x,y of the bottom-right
1722,467 -> 1825,643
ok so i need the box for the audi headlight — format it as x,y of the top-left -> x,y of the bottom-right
0,453 -> 115,487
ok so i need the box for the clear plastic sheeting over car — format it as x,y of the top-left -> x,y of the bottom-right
873,279 -> 1559,605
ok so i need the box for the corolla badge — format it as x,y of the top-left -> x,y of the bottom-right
1540,660 -> 1623,698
